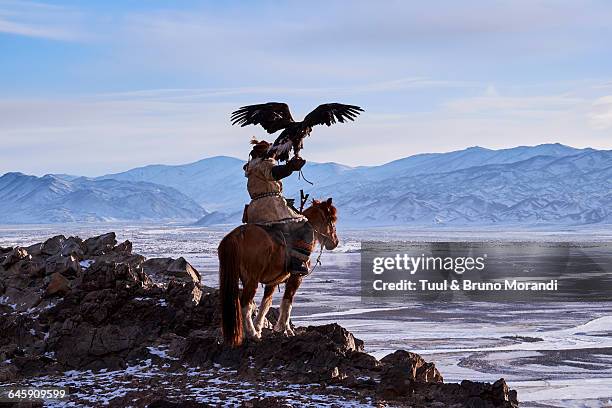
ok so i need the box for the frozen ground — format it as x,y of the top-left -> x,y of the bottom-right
3,362 -> 372,407
1,223 -> 611,407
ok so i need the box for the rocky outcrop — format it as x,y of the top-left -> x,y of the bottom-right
0,233 -> 519,407
143,256 -> 201,283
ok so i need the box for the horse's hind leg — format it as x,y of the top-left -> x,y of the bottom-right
240,280 -> 259,340
274,275 -> 303,336
254,284 -> 275,336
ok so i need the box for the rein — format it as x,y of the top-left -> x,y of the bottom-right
298,170 -> 314,185
305,206 -> 336,276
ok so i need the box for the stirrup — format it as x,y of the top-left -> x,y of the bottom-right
289,257 -> 309,276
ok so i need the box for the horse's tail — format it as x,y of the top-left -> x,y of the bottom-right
218,231 -> 243,347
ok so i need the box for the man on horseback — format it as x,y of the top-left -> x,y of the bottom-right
243,140 -> 315,276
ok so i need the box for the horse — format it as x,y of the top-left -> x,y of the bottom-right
218,198 -> 339,347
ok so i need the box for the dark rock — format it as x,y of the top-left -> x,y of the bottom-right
379,365 -> 414,398
182,323 -> 366,383
25,243 -> 43,257
349,351 -> 381,370
83,232 -> 117,256
113,239 -> 133,254
168,257 -> 201,283
1,247 -> 29,268
79,254 -> 150,293
459,379 -> 519,407
41,235 -> 67,256
143,257 -> 201,284
381,350 -> 442,383
44,254 -> 80,276
18,259 -> 45,278
60,236 -> 85,259
45,272 -> 71,297
0,363 -> 19,382
167,280 -> 202,308
416,361 -> 443,383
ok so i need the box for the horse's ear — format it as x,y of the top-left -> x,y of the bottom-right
326,197 -> 333,205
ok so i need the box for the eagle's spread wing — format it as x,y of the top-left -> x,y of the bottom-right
230,102 -> 294,134
303,103 -> 364,128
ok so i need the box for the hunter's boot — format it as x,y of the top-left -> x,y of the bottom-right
289,256 -> 309,276
289,240 -> 313,276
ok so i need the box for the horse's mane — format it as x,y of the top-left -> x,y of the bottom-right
310,199 -> 337,223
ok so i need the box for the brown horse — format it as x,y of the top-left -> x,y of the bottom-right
218,198 -> 339,346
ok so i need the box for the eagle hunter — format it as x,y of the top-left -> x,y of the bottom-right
231,103 -> 364,162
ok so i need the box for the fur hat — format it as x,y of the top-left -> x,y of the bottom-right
249,139 -> 271,158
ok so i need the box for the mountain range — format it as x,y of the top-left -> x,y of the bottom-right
0,173 -> 205,223
1,143 -> 610,226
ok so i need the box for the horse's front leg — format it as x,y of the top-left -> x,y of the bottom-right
274,275 -> 303,336
240,281 -> 260,340
254,284 -> 275,336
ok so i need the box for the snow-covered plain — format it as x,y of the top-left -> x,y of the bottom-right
1,223 -> 611,407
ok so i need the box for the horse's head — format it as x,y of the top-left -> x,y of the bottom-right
303,197 -> 339,250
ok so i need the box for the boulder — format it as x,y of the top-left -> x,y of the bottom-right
167,280 -> 202,308
41,235 -> 67,256
83,232 -> 117,256
143,257 -> 201,284
60,236 -> 85,258
44,254 -> 80,276
168,257 -> 201,283
460,378 -> 519,407
18,259 -> 46,278
1,247 -> 30,268
45,272 -> 71,297
380,350 -> 443,384
25,242 -> 43,257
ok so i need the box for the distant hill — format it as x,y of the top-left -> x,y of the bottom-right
2,143 -> 610,226
99,156 -> 247,212
0,173 -> 206,223
99,156 -> 353,213
314,149 -> 612,225
349,143 -> 587,181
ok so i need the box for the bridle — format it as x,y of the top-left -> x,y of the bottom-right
309,206 -> 336,248
305,205 -> 337,276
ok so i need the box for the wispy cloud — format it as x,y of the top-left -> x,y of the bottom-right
588,95 -> 612,130
2,1 -> 612,175
95,78 -> 472,102
0,0 -> 84,40
1,81 -> 612,176
445,93 -> 584,117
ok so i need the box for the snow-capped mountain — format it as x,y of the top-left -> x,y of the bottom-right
99,156 -> 353,213
97,143 -> 610,226
315,150 -> 612,225
0,173 -> 206,223
99,156 -> 247,212
349,143 -> 587,181
2,143 -> 609,226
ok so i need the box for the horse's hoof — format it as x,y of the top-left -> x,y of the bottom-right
246,332 -> 262,342
273,325 -> 294,337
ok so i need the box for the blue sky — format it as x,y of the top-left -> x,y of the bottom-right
1,0 -> 612,176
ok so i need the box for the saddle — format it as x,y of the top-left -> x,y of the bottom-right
260,225 -> 292,248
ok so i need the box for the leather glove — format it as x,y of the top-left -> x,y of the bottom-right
288,157 -> 306,171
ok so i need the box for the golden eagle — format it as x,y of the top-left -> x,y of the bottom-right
231,102 -> 364,162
